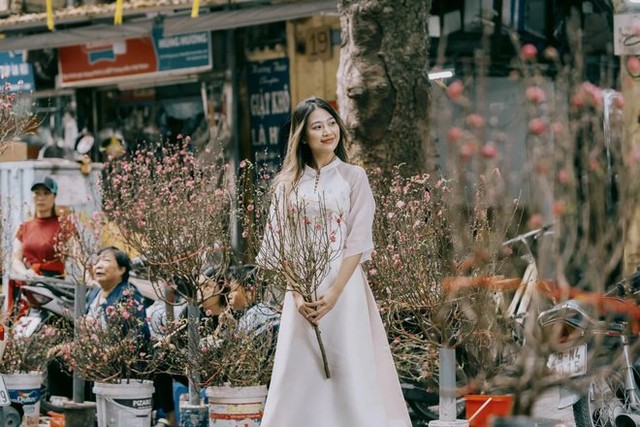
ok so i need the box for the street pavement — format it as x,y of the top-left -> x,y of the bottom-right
532,387 -> 575,426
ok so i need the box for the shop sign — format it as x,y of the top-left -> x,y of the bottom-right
0,51 -> 35,93
58,32 -> 211,87
247,57 -> 291,175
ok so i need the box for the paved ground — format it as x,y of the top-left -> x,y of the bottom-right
532,387 -> 575,426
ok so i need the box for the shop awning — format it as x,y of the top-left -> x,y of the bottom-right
0,0 -> 337,51
163,0 -> 338,36
0,22 -> 154,50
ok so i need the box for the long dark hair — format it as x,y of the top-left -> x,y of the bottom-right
274,97 -> 349,190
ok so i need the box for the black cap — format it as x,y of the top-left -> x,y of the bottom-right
30,176 -> 58,195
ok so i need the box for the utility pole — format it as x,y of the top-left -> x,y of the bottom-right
613,1 -> 640,276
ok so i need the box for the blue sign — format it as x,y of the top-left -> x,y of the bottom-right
247,58 -> 291,174
153,32 -> 211,72
0,51 -> 35,93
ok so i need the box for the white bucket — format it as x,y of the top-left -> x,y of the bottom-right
4,372 -> 43,427
93,380 -> 154,427
205,385 -> 267,427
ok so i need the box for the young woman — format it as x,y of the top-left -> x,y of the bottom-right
10,176 -> 74,311
257,97 -> 411,426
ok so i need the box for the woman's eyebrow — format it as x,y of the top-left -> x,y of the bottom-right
309,118 -> 334,126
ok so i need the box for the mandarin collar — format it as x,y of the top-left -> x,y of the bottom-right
304,156 -> 341,176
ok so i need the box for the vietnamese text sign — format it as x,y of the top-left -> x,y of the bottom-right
0,51 -> 35,93
58,32 -> 211,87
247,58 -> 291,174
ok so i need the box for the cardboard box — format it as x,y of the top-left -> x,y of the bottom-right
0,141 -> 27,162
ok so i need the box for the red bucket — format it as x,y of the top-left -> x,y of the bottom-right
465,394 -> 513,427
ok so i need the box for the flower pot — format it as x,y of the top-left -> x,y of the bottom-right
205,384 -> 268,427
3,371 -> 43,427
93,379 -> 154,427
466,394 -> 513,427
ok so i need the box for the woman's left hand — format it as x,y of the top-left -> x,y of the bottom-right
306,287 -> 340,324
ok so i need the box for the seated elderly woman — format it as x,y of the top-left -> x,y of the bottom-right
47,246 -> 151,403
87,246 -> 149,337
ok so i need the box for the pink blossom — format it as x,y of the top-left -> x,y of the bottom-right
552,201 -> 566,217
395,201 -> 406,209
480,143 -> 498,159
242,230 -> 249,239
446,80 -> 464,100
521,44 -> 538,60
239,160 -> 247,169
246,204 -> 255,212
527,213 -> 544,229
557,168 -> 570,184
525,87 -> 546,104
387,212 -> 395,219
368,268 -> 378,276
466,114 -> 485,128
528,118 -> 546,135
614,94 -> 624,109
447,127 -> 463,143
628,57 -> 640,75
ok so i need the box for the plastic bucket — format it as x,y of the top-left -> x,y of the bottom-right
205,385 -> 268,427
466,394 -> 513,427
4,372 -> 43,427
93,380 -> 154,427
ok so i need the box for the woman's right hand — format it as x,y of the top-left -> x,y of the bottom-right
293,293 -> 316,326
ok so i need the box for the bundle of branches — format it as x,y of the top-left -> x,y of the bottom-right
156,313 -> 275,389
101,136 -> 233,403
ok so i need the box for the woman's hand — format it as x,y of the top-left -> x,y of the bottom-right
306,287 -> 341,324
293,293 -> 316,326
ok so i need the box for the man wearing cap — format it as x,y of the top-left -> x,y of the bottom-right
9,176 -> 74,310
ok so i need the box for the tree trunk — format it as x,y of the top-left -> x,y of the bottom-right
613,0 -> 640,276
337,0 -> 434,174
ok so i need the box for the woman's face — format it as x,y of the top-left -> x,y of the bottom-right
305,108 -> 340,160
93,251 -> 125,289
32,187 -> 55,217
228,280 -> 250,311
201,280 -> 225,315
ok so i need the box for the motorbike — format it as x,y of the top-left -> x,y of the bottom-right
537,268 -> 640,427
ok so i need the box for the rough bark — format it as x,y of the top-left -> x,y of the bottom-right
337,0 -> 434,174
613,0 -> 640,276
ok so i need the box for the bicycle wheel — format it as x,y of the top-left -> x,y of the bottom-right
573,371 -> 639,427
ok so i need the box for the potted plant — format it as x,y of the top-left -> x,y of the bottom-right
61,294 -> 156,427
0,319 -> 71,427
366,166 -> 521,424
101,137 -> 233,424
158,311 -> 276,427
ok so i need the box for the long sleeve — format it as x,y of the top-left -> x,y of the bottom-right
344,167 -> 375,262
